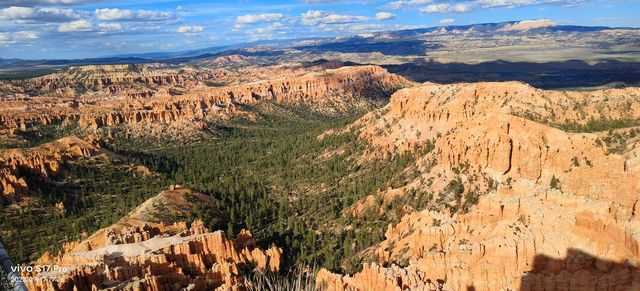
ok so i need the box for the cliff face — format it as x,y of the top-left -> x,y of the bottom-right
0,65 -> 410,134
27,64 -> 208,97
318,82 -> 640,290
22,187 -> 282,291
0,136 -> 105,202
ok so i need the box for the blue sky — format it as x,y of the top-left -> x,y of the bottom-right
0,0 -> 638,59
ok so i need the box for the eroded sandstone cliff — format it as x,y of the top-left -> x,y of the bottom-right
0,64 -> 410,136
318,82 -> 640,290
22,186 -> 281,291
0,135 -> 107,202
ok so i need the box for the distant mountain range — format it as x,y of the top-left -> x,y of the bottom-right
1,20 -> 638,73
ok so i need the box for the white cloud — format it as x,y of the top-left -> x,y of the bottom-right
376,12 -> 396,20
95,8 -> 175,22
420,3 -> 473,13
0,6 -> 82,22
0,30 -> 38,44
36,7 -> 81,20
235,13 -> 283,26
301,10 -> 368,26
439,18 -> 455,24
176,25 -> 204,33
97,22 -> 122,31
0,6 -> 35,20
58,19 -> 92,32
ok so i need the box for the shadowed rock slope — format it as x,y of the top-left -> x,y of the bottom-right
0,135 -> 108,202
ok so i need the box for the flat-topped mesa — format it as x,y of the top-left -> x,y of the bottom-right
0,65 -> 410,131
0,136 -> 105,201
23,188 -> 282,291
318,82 -> 640,291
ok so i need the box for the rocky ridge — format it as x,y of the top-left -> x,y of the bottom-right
23,186 -> 281,291
0,135 -> 107,202
317,82 -> 640,290
0,65 -> 410,135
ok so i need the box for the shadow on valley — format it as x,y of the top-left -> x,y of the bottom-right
384,59 -> 640,89
518,248 -> 640,290
295,40 -> 442,55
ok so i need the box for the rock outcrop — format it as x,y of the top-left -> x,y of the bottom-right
22,187 -> 282,291
0,64 -> 410,134
318,82 -> 640,290
0,136 -> 106,202
27,64 -> 210,97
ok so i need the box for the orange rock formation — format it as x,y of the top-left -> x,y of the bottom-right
22,187 -> 281,291
0,64 -> 410,133
318,82 -> 640,290
0,136 -> 106,201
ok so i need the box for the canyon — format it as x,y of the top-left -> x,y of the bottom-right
0,135 -> 106,202
0,63 -> 409,135
1,61 -> 639,291
316,82 -> 640,290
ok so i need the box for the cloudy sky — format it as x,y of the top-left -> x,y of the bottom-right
0,0 -> 637,59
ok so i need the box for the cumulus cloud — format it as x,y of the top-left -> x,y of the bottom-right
0,6 -> 33,20
37,7 -> 82,20
376,12 -> 396,20
95,8 -> 175,22
176,25 -> 204,33
419,3 -> 473,13
235,13 -> 283,26
439,18 -> 455,24
58,19 -> 92,32
301,10 -> 368,26
0,6 -> 84,23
